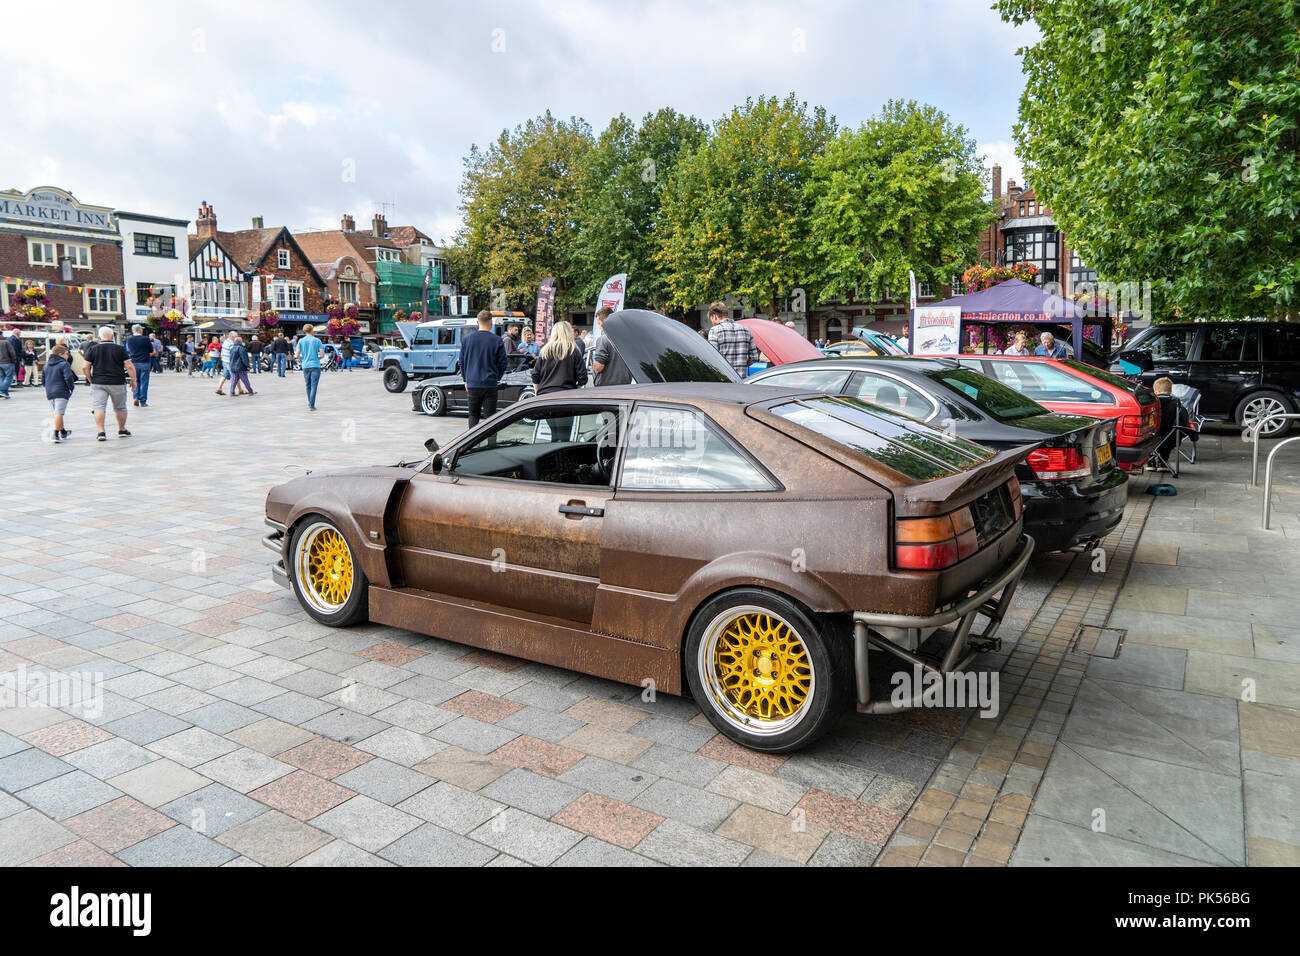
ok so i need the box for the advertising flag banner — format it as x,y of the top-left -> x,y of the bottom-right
534,276 -> 557,345
596,273 -> 627,313
911,305 -> 961,355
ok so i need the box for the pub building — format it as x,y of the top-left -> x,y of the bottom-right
0,186 -> 124,335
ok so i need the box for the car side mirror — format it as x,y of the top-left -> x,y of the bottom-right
430,453 -> 444,473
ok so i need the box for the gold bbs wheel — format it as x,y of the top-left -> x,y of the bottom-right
699,605 -> 816,737
295,521 -> 355,615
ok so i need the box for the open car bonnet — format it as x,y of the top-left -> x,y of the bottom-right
738,318 -> 824,365
602,310 -> 740,384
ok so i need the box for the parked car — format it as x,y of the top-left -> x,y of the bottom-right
265,310 -> 1033,752
948,355 -> 1160,472
412,352 -> 537,416
379,311 -> 527,393
1112,321 -> 1300,436
739,317 -> 824,376
822,327 -> 907,358
750,357 -> 1126,552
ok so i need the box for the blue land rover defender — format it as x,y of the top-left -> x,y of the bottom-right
379,311 -> 527,393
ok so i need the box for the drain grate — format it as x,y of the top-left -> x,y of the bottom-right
1069,625 -> 1126,658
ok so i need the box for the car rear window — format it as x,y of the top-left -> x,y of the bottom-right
923,368 -> 1047,421
771,396 -> 992,482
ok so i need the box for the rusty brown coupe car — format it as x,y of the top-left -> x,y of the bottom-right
264,312 -> 1034,752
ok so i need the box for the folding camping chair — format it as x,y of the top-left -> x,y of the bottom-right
1148,389 -> 1202,477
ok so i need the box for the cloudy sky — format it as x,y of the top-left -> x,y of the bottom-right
2,0 -> 1032,244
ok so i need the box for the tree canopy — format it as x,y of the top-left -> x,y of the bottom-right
806,99 -> 990,304
654,94 -> 837,316
999,0 -> 1300,321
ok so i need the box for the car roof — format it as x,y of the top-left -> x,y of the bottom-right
530,381 -> 818,409
759,356 -> 960,374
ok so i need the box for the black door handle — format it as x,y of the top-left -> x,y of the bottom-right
559,503 -> 604,518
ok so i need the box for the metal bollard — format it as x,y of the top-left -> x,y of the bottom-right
1262,436 -> 1300,529
1249,413 -> 1300,486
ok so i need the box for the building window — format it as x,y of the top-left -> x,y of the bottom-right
136,283 -> 177,307
133,233 -> 175,258
2,280 -> 20,313
29,241 -> 56,266
338,280 -> 357,302
1005,227 -> 1059,286
270,280 -> 304,311
277,249 -> 290,269
918,282 -> 934,299
373,248 -> 400,263
192,281 -> 246,312
66,244 -> 91,268
85,287 -> 120,314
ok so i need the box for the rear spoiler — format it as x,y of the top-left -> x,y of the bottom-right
896,445 -> 1036,516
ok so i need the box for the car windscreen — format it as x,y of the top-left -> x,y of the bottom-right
1061,359 -> 1139,393
771,396 -> 992,482
922,367 -> 1047,421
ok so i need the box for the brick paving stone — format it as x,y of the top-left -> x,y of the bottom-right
551,791 -> 664,849
630,743 -> 727,788
796,788 -> 904,844
20,718 -> 112,756
197,748 -> 294,793
216,810 -> 333,866
103,710 -> 192,746
249,770 -> 356,821
21,839 -> 124,867
560,723 -> 653,764
184,700 -> 262,734
556,756 -> 657,803
147,727 -> 239,767
397,781 -> 505,834
357,641 -> 428,667
637,818 -> 751,867
292,840 -> 394,867
443,689 -> 525,724
716,804 -> 829,864
632,778 -> 740,832
355,727 -> 446,767
561,697 -> 647,731
458,649 -> 524,672
479,768 -> 584,819
0,747 -> 76,789
16,771 -> 122,821
159,783 -> 269,837
226,717 -> 316,757
108,759 -> 209,806
467,808 -> 582,866
497,705 -> 584,744
413,745 -> 512,790
371,699 -> 458,734
299,708 -> 390,744
696,734 -> 790,774
332,759 -> 434,805
118,824 -> 239,867
312,795 -> 421,853
378,823 -> 496,867
491,736 -> 584,778
277,736 -> 372,779
0,810 -> 79,865
554,836 -> 660,867
64,795 -> 176,853
706,765 -> 807,815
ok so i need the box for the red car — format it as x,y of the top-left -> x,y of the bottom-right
947,356 -> 1160,471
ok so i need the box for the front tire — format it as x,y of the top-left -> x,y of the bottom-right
1236,390 -> 1293,437
383,365 -> 408,393
420,386 -> 447,416
684,588 -> 850,753
289,518 -> 369,627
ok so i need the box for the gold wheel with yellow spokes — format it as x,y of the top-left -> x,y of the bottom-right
700,605 -> 816,737
295,521 -> 355,616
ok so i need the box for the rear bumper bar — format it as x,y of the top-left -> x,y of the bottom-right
852,534 -> 1034,714
263,517 -> 289,589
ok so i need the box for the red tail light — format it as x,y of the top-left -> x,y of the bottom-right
896,507 -> 978,570
1026,447 -> 1089,480
1006,477 -> 1023,519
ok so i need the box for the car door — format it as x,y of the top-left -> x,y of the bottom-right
408,327 -> 439,375
1195,324 -> 1261,419
392,400 -> 624,625
842,370 -> 941,423
1135,326 -> 1197,391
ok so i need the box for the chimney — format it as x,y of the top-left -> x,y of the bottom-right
371,213 -> 386,238
251,215 -> 264,229
196,201 -> 217,239
341,214 -> 355,231
992,164 -> 1002,200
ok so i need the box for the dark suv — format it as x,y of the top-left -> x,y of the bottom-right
1112,322 -> 1300,436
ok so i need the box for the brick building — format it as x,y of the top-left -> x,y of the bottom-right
0,186 -> 125,334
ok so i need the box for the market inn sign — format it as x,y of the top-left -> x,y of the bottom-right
0,186 -> 117,233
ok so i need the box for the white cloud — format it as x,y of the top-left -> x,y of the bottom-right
0,0 -> 1034,238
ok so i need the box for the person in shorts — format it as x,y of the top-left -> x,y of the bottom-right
43,343 -> 76,443
82,326 -> 137,441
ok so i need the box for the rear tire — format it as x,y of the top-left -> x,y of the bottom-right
288,518 -> 369,627
383,365 -> 408,393
420,386 -> 447,416
684,588 -> 850,753
1236,390 -> 1293,437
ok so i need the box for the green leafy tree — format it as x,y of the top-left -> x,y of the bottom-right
452,111 -> 594,311
655,94 -> 836,316
999,0 -> 1300,321
570,109 -> 708,312
806,99 -> 991,304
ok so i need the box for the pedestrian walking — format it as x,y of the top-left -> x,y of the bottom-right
591,308 -> 632,386
215,331 -> 238,395
184,338 -> 197,375
271,332 -> 290,376
460,309 -> 508,428
20,342 -> 36,387
0,328 -> 18,399
124,324 -> 154,406
706,301 -> 759,377
82,326 -> 136,441
148,333 -> 164,373
248,334 -> 263,375
530,320 -> 587,395
228,336 -> 255,397
296,323 -> 324,410
43,343 -> 76,443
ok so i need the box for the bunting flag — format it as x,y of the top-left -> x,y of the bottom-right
2,276 -> 125,294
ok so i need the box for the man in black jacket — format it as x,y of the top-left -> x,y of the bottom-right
461,310 -> 508,428
0,330 -> 17,398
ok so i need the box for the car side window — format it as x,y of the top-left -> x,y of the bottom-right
437,329 -> 456,346
1264,326 -> 1300,361
845,372 -> 934,420
411,329 -> 434,346
986,362 -> 1109,404
620,405 -> 774,492
751,368 -> 851,392
1200,326 -> 1248,361
453,405 -> 621,485
1145,329 -> 1195,362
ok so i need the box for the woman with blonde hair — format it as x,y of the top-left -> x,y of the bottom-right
530,320 -> 588,395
